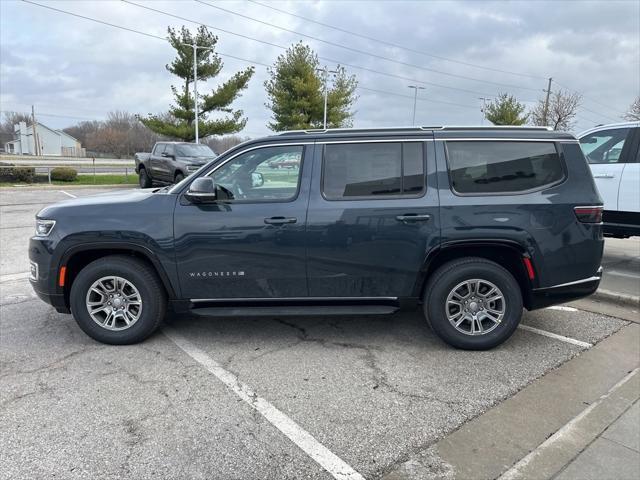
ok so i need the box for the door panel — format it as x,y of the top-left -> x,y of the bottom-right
589,163 -> 624,211
305,139 -> 440,298
620,163 -> 640,213
174,144 -> 312,299
581,127 -> 632,212
150,144 -> 168,180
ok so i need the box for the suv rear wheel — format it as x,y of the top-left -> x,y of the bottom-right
69,255 -> 166,345
423,257 -> 523,350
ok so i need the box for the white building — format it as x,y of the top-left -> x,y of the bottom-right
4,121 -> 84,156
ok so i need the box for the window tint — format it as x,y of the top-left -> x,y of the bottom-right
579,128 -> 630,164
446,141 -> 564,194
322,142 -> 424,200
210,145 -> 303,202
164,144 -> 175,156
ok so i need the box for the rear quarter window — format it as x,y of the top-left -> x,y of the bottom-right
445,141 -> 565,194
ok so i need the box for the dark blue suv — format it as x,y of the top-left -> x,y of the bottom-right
29,126 -> 604,349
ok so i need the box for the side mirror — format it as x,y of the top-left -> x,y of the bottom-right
185,177 -> 217,203
161,152 -> 175,159
251,172 -> 264,188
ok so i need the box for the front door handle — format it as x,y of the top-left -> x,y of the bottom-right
396,214 -> 431,223
593,174 -> 615,179
264,216 -> 297,225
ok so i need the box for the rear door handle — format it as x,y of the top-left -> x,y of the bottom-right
593,174 -> 615,178
264,216 -> 297,225
396,214 -> 431,223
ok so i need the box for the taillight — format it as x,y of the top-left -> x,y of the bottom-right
574,206 -> 603,223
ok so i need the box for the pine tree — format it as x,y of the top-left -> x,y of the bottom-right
265,43 -> 357,131
139,26 -> 254,141
484,93 -> 529,125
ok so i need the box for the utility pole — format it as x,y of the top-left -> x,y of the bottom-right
542,77 -> 553,126
478,97 -> 490,125
31,105 -> 39,156
408,85 -> 425,126
317,66 -> 338,129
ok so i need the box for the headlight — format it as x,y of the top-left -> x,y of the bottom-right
35,219 -> 56,237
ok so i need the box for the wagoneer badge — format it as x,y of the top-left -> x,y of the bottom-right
189,271 -> 245,277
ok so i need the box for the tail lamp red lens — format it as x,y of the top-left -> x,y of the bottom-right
574,206 -> 603,224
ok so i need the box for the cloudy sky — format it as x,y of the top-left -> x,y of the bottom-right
1,0 -> 638,137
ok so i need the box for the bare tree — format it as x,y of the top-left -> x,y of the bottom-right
1,111 -> 31,134
623,97 -> 640,121
530,90 -> 582,131
64,111 -> 162,158
202,135 -> 249,155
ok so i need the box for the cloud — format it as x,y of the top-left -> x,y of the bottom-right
1,0 -> 637,135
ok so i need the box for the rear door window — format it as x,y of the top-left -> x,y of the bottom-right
322,142 -> 425,200
445,141 -> 564,194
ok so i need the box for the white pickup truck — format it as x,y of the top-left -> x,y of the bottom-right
579,121 -> 640,238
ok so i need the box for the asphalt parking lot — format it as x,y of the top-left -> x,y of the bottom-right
1,187 -> 638,480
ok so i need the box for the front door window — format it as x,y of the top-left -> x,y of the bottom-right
211,145 -> 304,202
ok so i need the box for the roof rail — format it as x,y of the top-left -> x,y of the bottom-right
277,125 -> 552,135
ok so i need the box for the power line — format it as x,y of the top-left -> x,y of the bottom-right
19,0 -> 619,126
246,0 -> 545,81
356,86 -> 478,110
195,0 -> 541,93
122,0 -> 497,98
246,0 -> 629,120
0,109 -> 101,121
554,80 -> 627,117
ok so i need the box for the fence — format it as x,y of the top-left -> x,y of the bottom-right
0,164 -> 136,184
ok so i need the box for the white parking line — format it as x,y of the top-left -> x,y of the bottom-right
607,270 -> 640,279
545,306 -> 579,312
59,190 -> 77,198
518,325 -> 592,348
0,272 -> 30,283
163,328 -> 365,480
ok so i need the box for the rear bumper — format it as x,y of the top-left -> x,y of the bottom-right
529,267 -> 602,310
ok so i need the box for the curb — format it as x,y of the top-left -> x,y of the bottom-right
0,184 -> 137,192
592,288 -> 640,308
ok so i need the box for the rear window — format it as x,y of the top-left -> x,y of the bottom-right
446,141 -> 564,194
322,142 -> 425,200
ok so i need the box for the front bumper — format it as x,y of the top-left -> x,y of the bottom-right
29,237 -> 70,314
529,267 -> 602,310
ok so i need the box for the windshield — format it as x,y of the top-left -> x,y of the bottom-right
176,144 -> 216,157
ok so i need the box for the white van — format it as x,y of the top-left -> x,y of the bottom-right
579,122 -> 640,238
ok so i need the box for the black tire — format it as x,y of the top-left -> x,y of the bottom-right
423,257 -> 523,350
139,167 -> 152,188
174,172 -> 185,184
69,255 -> 166,345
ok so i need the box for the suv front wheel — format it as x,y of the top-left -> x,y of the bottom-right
69,255 -> 166,345
423,257 -> 523,350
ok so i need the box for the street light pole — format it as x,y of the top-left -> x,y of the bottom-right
193,43 -> 199,143
408,85 -> 425,126
184,42 -> 214,144
317,66 -> 338,129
